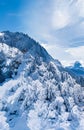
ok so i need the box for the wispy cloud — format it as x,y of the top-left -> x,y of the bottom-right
21,0 -> 84,42
66,46 -> 84,60
20,0 -> 84,65
66,45 -> 84,66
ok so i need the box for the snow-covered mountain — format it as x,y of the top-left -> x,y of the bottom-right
0,31 -> 84,130
65,61 -> 84,87
0,31 -> 53,83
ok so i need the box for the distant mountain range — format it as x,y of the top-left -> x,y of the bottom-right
65,61 -> 84,87
0,31 -> 84,130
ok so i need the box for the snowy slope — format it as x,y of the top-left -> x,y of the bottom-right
0,43 -> 23,83
0,31 -> 52,61
0,31 -> 84,130
0,31 -> 55,83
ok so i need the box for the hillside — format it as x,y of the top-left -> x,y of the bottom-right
0,31 -> 84,130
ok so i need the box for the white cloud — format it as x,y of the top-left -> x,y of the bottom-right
51,0 -> 75,29
76,0 -> 84,17
41,43 -> 75,66
66,46 -> 84,59
41,43 -> 84,66
52,10 -> 71,29
21,0 -> 84,42
20,0 -> 84,65
66,46 -> 84,65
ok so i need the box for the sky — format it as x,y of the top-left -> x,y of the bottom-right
0,0 -> 84,66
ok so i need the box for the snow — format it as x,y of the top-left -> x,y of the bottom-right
0,31 -> 84,130
10,112 -> 28,130
0,112 -> 9,130
0,33 -> 4,37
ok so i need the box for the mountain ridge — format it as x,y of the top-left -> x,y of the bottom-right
0,31 -> 84,130
0,31 -> 52,60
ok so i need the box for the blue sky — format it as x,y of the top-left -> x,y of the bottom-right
0,0 -> 84,66
0,0 -> 21,30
